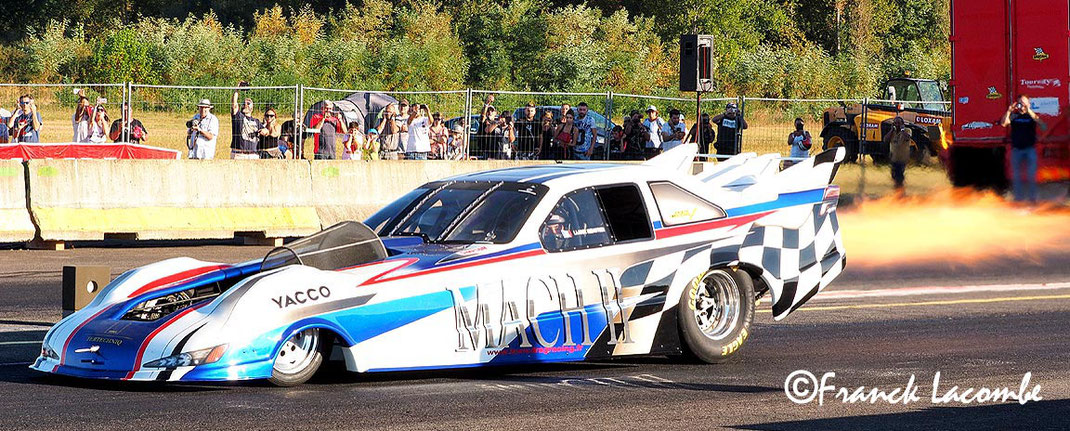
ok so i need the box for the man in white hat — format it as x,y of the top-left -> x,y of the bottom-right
187,98 -> 219,159
641,105 -> 666,159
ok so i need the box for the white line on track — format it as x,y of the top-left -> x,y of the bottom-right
0,340 -> 41,346
0,362 -> 31,366
812,282 -> 1070,301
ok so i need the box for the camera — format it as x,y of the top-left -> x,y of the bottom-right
186,118 -> 201,129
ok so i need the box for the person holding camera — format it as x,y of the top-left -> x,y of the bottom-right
481,106 -> 516,160
405,104 -> 432,160
622,111 -> 648,160
661,109 -> 688,152
884,116 -> 912,191
87,103 -> 110,143
477,95 -> 498,158
429,112 -> 449,159
109,102 -> 148,144
641,106 -> 666,159
187,99 -> 219,159
362,128 -> 380,161
230,81 -> 265,159
711,102 -> 748,156
377,103 -> 402,160
536,110 -> 558,160
1000,95 -> 1048,203
72,93 -> 93,142
341,121 -> 364,161
8,94 -> 43,143
257,107 -> 283,159
310,100 -> 346,160
687,113 -> 716,155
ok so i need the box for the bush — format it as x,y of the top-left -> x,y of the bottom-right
86,28 -> 161,84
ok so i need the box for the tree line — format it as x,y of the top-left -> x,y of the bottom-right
0,0 -> 949,98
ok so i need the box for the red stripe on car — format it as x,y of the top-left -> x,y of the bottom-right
654,211 -> 771,240
127,265 -> 230,298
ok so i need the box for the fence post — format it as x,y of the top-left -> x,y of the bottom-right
122,82 -> 130,144
604,90 -> 613,160
736,95 -> 746,155
297,84 -> 304,159
464,88 -> 473,159
859,97 -> 868,197
293,84 -> 300,159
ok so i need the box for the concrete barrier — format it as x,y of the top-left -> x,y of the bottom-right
0,161 -> 35,243
310,160 -> 555,227
26,159 -> 320,246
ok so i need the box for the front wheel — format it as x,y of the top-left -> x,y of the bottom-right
822,127 -> 859,163
268,328 -> 324,386
678,268 -> 755,363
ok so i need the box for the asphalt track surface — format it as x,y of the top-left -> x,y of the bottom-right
1,242 -> 1068,430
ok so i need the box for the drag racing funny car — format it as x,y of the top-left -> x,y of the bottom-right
32,144 -> 847,386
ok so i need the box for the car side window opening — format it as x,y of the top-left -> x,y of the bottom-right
540,184 -> 653,252
649,181 -> 726,226
540,189 -> 612,252
594,185 -> 653,242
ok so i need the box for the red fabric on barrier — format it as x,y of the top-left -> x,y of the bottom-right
0,143 -> 180,160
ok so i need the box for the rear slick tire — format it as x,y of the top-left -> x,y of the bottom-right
678,268 -> 755,364
268,328 -> 324,387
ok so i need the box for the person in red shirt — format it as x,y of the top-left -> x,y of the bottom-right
310,100 -> 346,159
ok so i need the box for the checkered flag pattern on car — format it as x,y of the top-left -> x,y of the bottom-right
737,204 -> 845,320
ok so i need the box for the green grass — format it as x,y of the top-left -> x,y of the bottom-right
834,163 -> 951,198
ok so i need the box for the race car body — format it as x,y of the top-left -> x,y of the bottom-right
32,144 -> 847,385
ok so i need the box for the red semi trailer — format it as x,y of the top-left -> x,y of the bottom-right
947,0 -> 1070,189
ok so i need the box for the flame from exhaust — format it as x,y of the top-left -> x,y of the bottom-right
839,189 -> 1070,267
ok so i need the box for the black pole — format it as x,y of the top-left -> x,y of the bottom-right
696,90 -> 703,159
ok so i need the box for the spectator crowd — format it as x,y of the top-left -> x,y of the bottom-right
0,86 -> 823,167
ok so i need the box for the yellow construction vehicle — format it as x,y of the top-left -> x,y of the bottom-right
820,78 -> 951,163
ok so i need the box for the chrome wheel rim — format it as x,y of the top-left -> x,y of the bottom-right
693,270 -> 741,340
273,329 -> 319,375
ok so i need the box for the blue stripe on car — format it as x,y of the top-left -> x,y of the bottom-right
723,189 -> 825,217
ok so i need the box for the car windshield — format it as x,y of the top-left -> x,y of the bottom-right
917,81 -> 946,111
366,186 -> 432,234
386,182 -> 546,244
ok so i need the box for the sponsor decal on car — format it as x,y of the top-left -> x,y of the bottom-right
1020,78 -> 1061,90
272,286 -> 331,308
958,97 -> 969,104
1033,47 -> 1049,61
962,121 -> 994,131
449,270 -> 643,352
87,336 -> 123,346
986,87 -> 1002,100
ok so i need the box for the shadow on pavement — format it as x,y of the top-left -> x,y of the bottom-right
732,399 -> 1070,430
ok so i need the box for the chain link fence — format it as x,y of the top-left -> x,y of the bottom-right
741,97 -> 863,159
0,83 -> 126,144
612,93 -> 737,160
129,84 -> 299,160
465,90 -> 613,160
300,87 -> 469,160
0,82 -> 917,169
